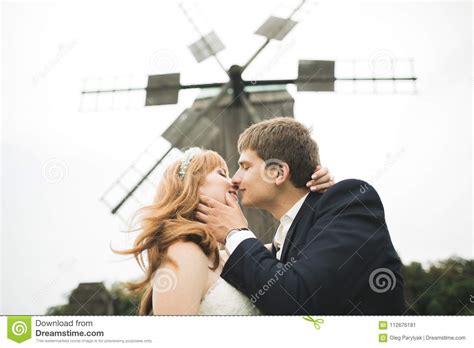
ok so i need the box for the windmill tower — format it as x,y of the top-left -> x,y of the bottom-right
81,0 -> 417,243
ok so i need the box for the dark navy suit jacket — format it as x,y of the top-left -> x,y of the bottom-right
221,179 -> 405,315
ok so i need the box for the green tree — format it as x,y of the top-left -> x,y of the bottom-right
402,257 -> 474,315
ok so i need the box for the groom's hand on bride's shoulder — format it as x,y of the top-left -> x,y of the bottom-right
196,193 -> 248,244
306,165 -> 335,192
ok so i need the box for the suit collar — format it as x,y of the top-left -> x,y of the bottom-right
280,193 -> 309,224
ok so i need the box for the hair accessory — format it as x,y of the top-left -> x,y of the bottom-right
178,147 -> 202,179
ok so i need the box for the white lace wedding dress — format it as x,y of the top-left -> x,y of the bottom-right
198,277 -> 262,315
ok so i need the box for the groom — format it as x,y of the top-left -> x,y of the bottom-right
196,117 -> 405,315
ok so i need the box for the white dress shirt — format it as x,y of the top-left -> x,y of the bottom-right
273,193 -> 308,260
225,193 -> 309,259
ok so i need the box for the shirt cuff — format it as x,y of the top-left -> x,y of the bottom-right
225,229 -> 257,255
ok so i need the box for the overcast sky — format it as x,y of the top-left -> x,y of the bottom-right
1,0 -> 472,314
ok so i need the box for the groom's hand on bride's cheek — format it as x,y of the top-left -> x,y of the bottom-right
195,194 -> 248,244
306,165 -> 335,192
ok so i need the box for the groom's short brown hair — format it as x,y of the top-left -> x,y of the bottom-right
237,117 -> 320,188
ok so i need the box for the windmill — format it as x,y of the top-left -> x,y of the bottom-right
80,0 -> 417,243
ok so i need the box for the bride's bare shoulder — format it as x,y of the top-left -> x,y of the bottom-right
153,241 -> 210,315
166,241 -> 209,268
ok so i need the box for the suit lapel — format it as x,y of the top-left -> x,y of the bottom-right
279,219 -> 302,263
280,192 -> 321,262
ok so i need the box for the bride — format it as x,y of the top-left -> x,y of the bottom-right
117,148 -> 334,315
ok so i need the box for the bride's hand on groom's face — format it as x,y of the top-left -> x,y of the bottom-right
306,165 -> 335,192
195,193 -> 248,244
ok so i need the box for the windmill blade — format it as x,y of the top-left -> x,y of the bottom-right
179,3 -> 227,74
161,80 -> 234,149
335,58 -> 417,94
80,74 -> 228,111
242,0 -> 307,72
188,31 -> 226,64
296,58 -> 417,94
104,81 -> 232,215
145,73 -> 181,106
162,108 -> 220,150
255,16 -> 297,41
112,147 -> 173,215
100,136 -> 182,219
242,77 -> 417,94
297,60 -> 336,91
79,75 -> 147,112
241,58 -> 416,93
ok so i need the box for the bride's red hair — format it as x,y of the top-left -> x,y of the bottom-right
116,149 -> 227,315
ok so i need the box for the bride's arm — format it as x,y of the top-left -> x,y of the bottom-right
152,241 -> 209,315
